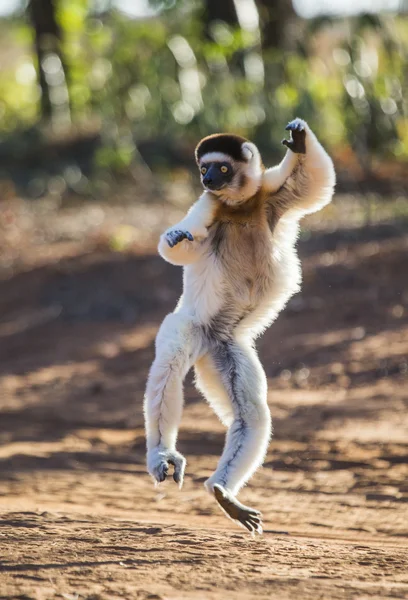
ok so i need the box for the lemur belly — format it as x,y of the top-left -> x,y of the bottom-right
180,213 -> 280,338
215,221 -> 274,309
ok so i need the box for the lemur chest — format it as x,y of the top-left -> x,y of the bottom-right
208,212 -> 274,305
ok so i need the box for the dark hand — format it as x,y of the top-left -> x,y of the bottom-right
282,118 -> 306,154
165,229 -> 194,248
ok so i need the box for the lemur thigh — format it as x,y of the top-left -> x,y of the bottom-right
194,353 -> 234,427
205,339 -> 271,497
144,313 -> 206,485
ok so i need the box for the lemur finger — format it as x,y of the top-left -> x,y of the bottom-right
285,118 -> 305,131
165,230 -> 182,248
165,230 -> 194,248
175,230 -> 193,243
281,138 -> 294,149
165,234 -> 175,248
282,130 -> 306,154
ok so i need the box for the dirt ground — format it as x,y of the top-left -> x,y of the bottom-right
0,194 -> 407,600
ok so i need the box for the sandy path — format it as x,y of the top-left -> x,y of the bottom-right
0,219 -> 407,599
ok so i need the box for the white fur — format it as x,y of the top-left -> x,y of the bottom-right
158,191 -> 217,266
263,148 -> 297,192
236,218 -> 302,342
241,144 -> 253,161
145,120 -> 335,525
144,312 -> 205,485
178,255 -> 224,324
242,141 -> 262,178
203,343 -> 271,496
264,121 -> 336,216
199,151 -> 232,164
195,353 -> 234,426
145,313 -> 197,453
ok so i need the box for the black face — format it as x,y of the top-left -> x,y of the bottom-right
200,162 -> 234,191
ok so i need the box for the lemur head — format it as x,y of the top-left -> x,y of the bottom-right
195,133 -> 263,205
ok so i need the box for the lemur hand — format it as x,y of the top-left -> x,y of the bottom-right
165,229 -> 194,248
282,118 -> 306,154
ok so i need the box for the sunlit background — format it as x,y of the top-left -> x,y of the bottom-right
0,0 -> 407,203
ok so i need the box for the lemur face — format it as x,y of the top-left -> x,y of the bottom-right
200,160 -> 235,192
195,133 -> 263,204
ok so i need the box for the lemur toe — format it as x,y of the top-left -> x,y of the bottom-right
213,484 -> 263,535
244,514 -> 263,535
169,454 -> 186,488
153,461 -> 169,483
149,449 -> 186,487
241,509 -> 263,533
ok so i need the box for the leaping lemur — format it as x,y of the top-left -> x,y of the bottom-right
144,119 -> 336,534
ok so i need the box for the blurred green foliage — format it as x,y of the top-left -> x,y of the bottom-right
0,0 -> 407,184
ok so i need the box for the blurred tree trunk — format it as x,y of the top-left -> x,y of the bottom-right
255,0 -> 297,51
28,0 -> 70,121
203,0 -> 245,75
203,0 -> 240,35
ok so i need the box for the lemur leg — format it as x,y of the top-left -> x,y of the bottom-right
194,353 -> 234,427
144,312 -> 206,487
203,339 -> 271,534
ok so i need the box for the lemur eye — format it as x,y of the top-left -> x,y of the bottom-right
220,165 -> 228,173
201,167 -> 207,175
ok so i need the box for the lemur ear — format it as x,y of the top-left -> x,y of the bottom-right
241,142 -> 258,162
241,143 -> 253,162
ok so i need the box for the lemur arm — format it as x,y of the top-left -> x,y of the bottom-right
263,119 -> 335,220
158,192 -> 218,266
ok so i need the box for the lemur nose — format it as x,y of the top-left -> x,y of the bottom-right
203,176 -> 212,185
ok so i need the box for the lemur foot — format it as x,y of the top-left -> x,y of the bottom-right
165,229 -> 194,248
148,449 -> 186,488
282,118 -> 306,154
213,484 -> 263,535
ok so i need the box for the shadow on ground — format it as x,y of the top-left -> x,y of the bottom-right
0,220 -> 407,477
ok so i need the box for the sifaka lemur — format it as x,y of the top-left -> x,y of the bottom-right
144,119 -> 336,534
